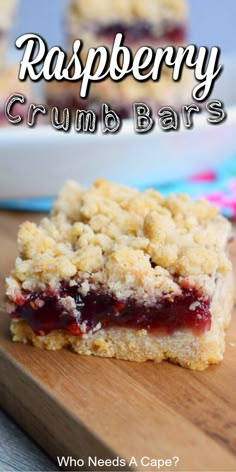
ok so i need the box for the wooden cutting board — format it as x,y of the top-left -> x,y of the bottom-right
0,211 -> 236,472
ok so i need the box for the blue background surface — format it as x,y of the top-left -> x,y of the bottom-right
12,0 -> 236,54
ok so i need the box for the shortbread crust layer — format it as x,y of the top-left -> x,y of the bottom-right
45,67 -> 192,118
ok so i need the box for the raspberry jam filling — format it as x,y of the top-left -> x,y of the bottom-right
10,285 -> 211,336
95,23 -> 186,43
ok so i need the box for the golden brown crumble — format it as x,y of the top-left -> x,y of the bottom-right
6,179 -> 232,303
67,0 -> 187,26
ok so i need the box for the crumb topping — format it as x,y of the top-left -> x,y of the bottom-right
6,179 -> 232,303
67,0 -> 187,26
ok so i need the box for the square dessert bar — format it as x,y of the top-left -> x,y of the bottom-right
6,180 -> 234,370
67,0 -> 187,47
46,0 -> 191,117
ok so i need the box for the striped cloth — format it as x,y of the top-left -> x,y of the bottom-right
1,155 -> 236,218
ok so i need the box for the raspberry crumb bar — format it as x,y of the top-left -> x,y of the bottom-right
6,180 -> 234,370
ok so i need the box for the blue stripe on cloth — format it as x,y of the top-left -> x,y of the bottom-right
0,197 -> 54,212
1,155 -> 236,215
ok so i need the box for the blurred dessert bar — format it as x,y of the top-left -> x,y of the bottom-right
46,0 -> 191,117
0,0 -> 17,66
0,65 -> 29,125
67,0 -> 187,48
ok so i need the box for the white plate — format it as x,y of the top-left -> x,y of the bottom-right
0,55 -> 236,200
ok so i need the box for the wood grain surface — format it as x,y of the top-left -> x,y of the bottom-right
0,211 -> 236,472
0,409 -> 58,471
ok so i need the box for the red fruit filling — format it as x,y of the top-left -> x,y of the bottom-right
95,23 -> 186,43
10,284 -> 211,336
